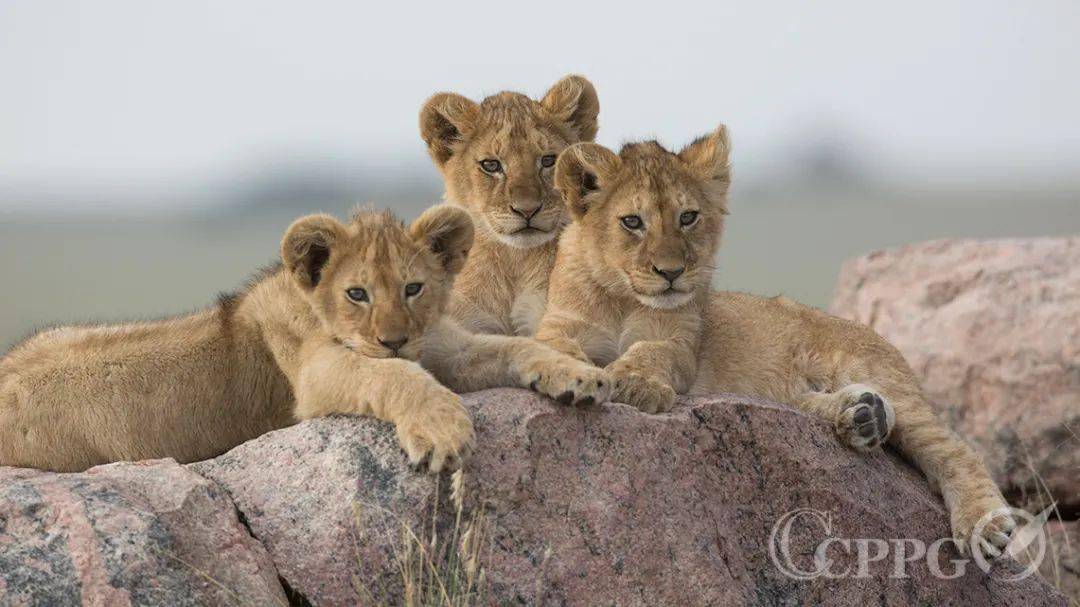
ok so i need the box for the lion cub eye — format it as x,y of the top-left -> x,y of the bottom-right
679,210 -> 700,227
540,154 -> 557,168
404,282 -> 423,297
345,287 -> 369,303
479,159 -> 502,174
620,215 -> 644,231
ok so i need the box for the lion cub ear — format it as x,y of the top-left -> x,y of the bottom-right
554,143 -> 621,219
540,75 -> 600,142
409,205 -> 475,275
420,93 -> 481,166
678,125 -> 732,187
281,214 -> 346,290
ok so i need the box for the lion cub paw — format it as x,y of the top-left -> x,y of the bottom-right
524,355 -> 611,407
951,496 -> 1017,560
395,389 -> 475,473
609,370 -> 676,414
834,384 -> 895,451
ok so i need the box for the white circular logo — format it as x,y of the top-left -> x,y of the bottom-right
969,505 -> 1050,581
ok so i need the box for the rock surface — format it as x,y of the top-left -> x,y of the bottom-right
0,459 -> 286,606
831,237 -> 1080,506
193,390 -> 1066,606
189,413 -> 438,606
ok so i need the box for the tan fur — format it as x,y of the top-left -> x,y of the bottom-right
537,130 -> 1015,558
0,206 -> 608,473
420,75 -> 599,335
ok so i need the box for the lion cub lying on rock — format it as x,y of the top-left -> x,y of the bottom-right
537,128 -> 1015,560
0,206 -> 608,473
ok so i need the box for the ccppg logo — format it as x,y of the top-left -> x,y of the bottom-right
768,506 -> 1050,581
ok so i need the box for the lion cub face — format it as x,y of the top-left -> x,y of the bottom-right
420,75 -> 600,249
554,127 -> 731,309
281,206 -> 474,360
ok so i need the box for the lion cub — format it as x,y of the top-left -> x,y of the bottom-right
536,129 -> 1014,559
0,206 -> 608,473
420,74 -> 600,337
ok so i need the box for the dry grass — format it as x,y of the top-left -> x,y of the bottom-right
1013,454 -> 1077,606
355,469 -> 496,607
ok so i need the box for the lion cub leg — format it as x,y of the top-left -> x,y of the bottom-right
795,384 -> 896,452
799,381 -> 1012,558
603,335 -> 700,414
421,319 -> 610,407
536,311 -> 697,414
887,393 -> 1015,559
517,345 -> 611,407
606,359 -> 678,415
293,340 -> 474,473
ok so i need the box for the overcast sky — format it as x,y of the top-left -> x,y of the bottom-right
1,1 -> 1078,211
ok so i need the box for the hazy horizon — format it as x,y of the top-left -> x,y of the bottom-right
2,1 -> 1078,348
3,1 -> 1080,213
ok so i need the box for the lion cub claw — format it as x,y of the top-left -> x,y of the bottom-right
396,390 -> 475,474
525,356 -> 610,408
609,369 -> 676,414
834,384 -> 895,451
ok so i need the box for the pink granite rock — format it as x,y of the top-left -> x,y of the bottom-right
190,413 -> 437,605
830,237 -> 1080,505
194,389 -> 1068,606
0,459 -> 286,606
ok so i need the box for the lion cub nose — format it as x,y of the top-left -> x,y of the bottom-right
510,202 -> 542,220
652,266 -> 685,284
377,336 -> 408,352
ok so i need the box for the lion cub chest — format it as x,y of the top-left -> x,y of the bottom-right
451,240 -> 556,336
451,280 -> 549,337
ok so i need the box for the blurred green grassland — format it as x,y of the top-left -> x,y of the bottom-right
3,185 -> 1077,351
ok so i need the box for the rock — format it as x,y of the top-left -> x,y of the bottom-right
0,459 -> 287,606
830,237 -> 1080,506
190,414 -> 437,606
194,389 -> 1067,606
